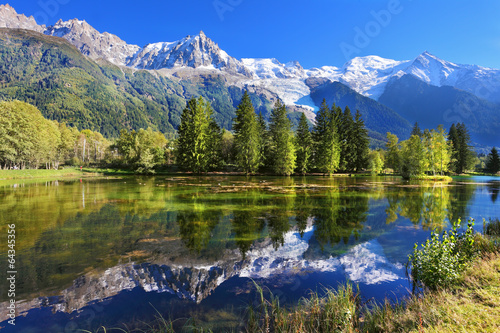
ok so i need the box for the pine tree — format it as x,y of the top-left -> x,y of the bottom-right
312,99 -> 330,169
353,109 -> 370,172
312,100 -> 340,175
340,106 -> 356,171
448,123 -> 460,173
295,113 -> 312,175
269,99 -> 296,176
176,96 -> 219,173
454,123 -> 475,174
257,111 -> 270,171
486,147 -> 500,174
233,91 -> 261,174
411,122 -> 423,137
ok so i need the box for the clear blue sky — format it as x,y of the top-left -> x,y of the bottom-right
6,0 -> 500,69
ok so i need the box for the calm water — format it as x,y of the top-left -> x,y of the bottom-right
0,175 -> 499,332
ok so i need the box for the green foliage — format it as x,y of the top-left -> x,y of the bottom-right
313,100 -> 340,175
352,109 -> 370,171
268,99 -> 296,176
176,97 -> 221,173
369,150 -> 384,175
484,218 -> 500,237
485,147 -> 500,174
339,106 -> 356,171
400,135 -> 426,180
233,91 -> 261,174
411,121 -> 423,137
247,282 -> 359,333
448,123 -> 475,174
385,132 -> 400,172
423,125 -> 451,176
295,113 -> 313,175
408,218 -> 478,290
114,127 -> 167,173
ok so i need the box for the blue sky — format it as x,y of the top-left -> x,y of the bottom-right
6,0 -> 500,69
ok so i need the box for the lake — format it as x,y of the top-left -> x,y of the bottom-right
0,175 -> 499,332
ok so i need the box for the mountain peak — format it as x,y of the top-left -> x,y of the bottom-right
0,3 -> 45,32
198,30 -> 206,37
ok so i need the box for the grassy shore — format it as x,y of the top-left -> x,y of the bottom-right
408,175 -> 454,182
0,167 -> 136,180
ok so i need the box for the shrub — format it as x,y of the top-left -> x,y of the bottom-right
407,218 -> 478,290
484,218 -> 500,237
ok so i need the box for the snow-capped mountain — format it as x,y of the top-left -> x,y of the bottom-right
1,3 -> 500,139
128,30 -> 251,76
2,3 -> 500,105
44,18 -> 141,66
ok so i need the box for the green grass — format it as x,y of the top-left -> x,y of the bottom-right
408,175 -> 453,182
0,167 -> 88,180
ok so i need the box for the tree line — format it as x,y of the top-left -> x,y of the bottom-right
1,98 -> 498,176
175,92 -> 371,176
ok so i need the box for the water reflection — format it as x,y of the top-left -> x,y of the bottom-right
0,176 -> 497,331
385,183 -> 476,230
488,181 -> 500,203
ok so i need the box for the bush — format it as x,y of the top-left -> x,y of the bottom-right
484,218 -> 500,237
407,218 -> 478,290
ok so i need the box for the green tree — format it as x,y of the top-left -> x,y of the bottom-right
268,99 -> 296,176
233,91 -> 261,174
369,150 -> 384,175
411,122 -> 423,137
448,123 -> 475,174
425,125 -> 451,175
385,132 -> 400,173
295,113 -> 313,175
353,109 -> 370,172
313,100 -> 340,175
339,106 -> 356,171
486,147 -> 500,174
176,97 -> 220,173
257,111 -> 270,171
400,135 -> 426,179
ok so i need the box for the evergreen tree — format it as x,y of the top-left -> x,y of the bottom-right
451,123 -> 475,174
486,147 -> 500,174
257,111 -> 270,171
312,99 -> 331,169
176,96 -> 219,173
340,106 -> 356,171
206,119 -> 223,171
233,91 -> 261,174
411,122 -> 423,137
353,109 -> 370,172
295,113 -> 313,175
312,100 -> 340,175
269,99 -> 296,176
